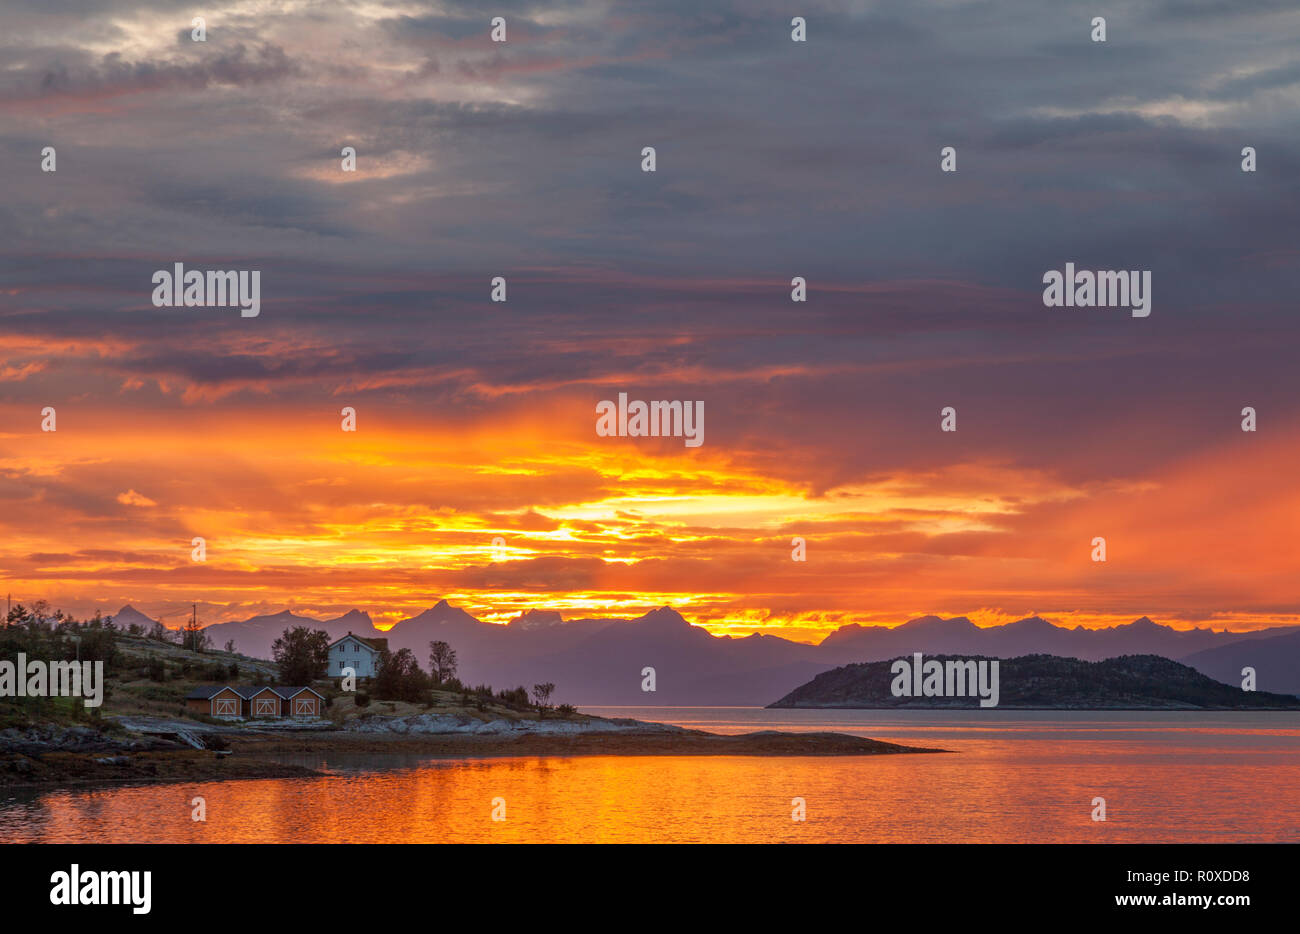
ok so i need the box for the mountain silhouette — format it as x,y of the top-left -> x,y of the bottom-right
116,602 -> 1300,704
817,614 -> 1293,664
110,605 -> 160,630
1181,629 -> 1300,696
161,608 -> 380,654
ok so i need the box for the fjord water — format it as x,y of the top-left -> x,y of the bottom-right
2,708 -> 1297,843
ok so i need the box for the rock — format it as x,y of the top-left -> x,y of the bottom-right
344,712 -> 684,736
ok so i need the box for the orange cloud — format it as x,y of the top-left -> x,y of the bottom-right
3,397 -> 1298,640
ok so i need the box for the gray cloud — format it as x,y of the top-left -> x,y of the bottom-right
1,0 -> 1298,491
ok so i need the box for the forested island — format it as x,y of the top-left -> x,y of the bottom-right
770,654 -> 1300,709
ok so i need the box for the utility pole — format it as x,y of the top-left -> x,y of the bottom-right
186,603 -> 203,652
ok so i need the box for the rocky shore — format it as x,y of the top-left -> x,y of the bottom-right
0,715 -> 944,789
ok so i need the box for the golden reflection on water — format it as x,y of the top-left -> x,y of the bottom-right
4,713 -> 1300,843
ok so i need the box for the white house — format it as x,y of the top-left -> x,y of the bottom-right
327,632 -> 387,679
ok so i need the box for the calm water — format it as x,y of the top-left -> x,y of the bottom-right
2,708 -> 1297,843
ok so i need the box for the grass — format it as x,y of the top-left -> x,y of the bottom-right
6,631 -> 583,732
102,633 -> 280,720
328,689 -> 588,725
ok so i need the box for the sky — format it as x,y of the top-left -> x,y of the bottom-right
2,0 -> 1298,640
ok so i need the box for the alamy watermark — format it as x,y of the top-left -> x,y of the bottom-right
151,263 -> 261,317
596,392 -> 704,447
890,653 -> 999,707
1042,263 -> 1151,318
50,865 -> 150,914
0,655 -> 104,707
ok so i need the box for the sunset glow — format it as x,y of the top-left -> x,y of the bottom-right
5,386 -> 1299,638
2,0 -> 1298,641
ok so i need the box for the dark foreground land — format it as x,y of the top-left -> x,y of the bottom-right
0,725 -> 945,789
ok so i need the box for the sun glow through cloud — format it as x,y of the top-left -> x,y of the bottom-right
2,0 -> 1299,642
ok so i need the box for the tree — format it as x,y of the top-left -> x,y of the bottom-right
182,616 -> 210,653
428,640 -> 458,684
373,648 -> 429,702
76,622 -> 118,668
30,600 -> 53,629
496,686 -> 528,708
531,682 -> 555,719
271,627 -> 331,685
224,639 -> 236,654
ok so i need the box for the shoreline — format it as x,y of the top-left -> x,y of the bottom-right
1,726 -> 947,791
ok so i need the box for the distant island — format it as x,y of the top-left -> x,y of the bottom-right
769,654 -> 1300,710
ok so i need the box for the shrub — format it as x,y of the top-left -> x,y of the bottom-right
496,686 -> 529,708
271,627 -> 331,684
373,648 -> 431,703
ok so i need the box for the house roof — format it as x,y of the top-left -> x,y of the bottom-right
187,684 -> 328,700
185,685 -> 233,700
328,631 -> 386,654
240,686 -> 281,699
275,686 -> 325,700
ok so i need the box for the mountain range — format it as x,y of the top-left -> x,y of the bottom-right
107,603 -> 1300,704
